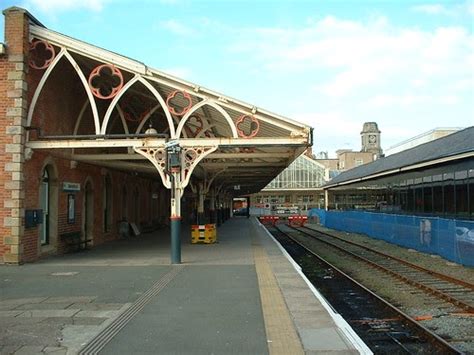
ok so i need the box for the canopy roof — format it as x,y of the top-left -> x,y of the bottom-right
324,126 -> 474,189
20,9 -> 312,195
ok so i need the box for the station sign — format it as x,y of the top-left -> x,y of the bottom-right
62,182 -> 81,192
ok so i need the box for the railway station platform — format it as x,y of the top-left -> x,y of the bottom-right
0,218 -> 368,354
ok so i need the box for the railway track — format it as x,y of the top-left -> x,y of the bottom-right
268,224 -> 461,354
290,224 -> 474,314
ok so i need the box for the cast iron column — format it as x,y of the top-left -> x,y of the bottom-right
170,172 -> 181,264
167,144 -> 182,264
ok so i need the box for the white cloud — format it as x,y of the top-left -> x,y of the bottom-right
364,94 -> 431,108
411,2 -> 474,16
22,0 -> 106,13
159,19 -> 195,36
228,16 -> 472,99
411,4 -> 449,15
221,15 -> 472,150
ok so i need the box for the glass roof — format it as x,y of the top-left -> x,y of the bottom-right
264,154 -> 326,190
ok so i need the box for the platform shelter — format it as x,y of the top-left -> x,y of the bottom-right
0,7 -> 311,264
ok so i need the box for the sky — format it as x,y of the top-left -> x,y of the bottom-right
1,0 -> 473,157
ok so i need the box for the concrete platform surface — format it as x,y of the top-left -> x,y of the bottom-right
0,218 -> 368,355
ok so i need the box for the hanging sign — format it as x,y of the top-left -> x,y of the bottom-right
63,182 -> 81,192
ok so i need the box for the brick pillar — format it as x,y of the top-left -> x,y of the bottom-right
0,8 -> 30,264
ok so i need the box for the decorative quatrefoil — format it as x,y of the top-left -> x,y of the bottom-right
29,40 -> 55,70
121,95 -> 149,122
184,115 -> 204,137
166,90 -> 193,116
236,115 -> 260,138
88,64 -> 124,100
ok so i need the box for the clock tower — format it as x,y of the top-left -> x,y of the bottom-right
361,122 -> 382,158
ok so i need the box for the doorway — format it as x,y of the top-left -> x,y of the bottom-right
83,180 -> 94,242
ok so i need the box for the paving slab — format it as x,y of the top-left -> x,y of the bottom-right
42,296 -> 96,304
42,347 -> 67,354
17,310 -> 81,318
15,303 -> 73,310
100,265 -> 268,355
73,310 -> 121,318
12,346 -> 45,355
66,303 -> 123,311
0,218 -> 367,354
0,298 -> 48,310
0,310 -> 24,317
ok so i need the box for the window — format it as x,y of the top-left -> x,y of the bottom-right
39,167 -> 51,245
122,186 -> 128,220
433,185 -> 443,213
423,186 -> 433,213
355,159 -> 363,167
103,175 -> 112,232
444,184 -> 455,214
406,187 -> 414,212
134,187 -> 140,223
456,182 -> 468,215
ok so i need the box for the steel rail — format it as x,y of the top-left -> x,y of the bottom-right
300,225 -> 474,290
291,225 -> 474,313
272,225 -> 461,354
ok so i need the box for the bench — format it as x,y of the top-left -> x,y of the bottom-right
60,231 -> 91,252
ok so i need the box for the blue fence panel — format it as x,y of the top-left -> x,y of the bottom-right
308,208 -> 474,267
308,208 -> 326,225
454,220 -> 474,266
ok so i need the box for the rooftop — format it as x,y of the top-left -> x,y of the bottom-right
324,126 -> 474,188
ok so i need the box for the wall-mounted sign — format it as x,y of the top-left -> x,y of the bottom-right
63,182 -> 80,192
234,185 -> 240,190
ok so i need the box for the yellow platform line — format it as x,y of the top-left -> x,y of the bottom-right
253,244 -> 304,355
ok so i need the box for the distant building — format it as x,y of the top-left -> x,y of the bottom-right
250,154 -> 327,212
385,127 -> 462,156
360,121 -> 383,158
250,122 -> 384,213
316,121 -> 382,174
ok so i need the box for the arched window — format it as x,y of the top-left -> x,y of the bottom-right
134,187 -> 140,224
39,166 -> 51,245
122,186 -> 128,220
103,175 -> 112,232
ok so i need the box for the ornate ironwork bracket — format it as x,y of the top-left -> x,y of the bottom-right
134,145 -> 218,190
134,147 -> 170,188
181,146 -> 218,189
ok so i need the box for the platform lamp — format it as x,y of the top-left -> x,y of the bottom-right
144,118 -> 158,135
166,140 -> 182,264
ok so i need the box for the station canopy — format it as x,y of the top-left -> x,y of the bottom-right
25,17 -> 311,195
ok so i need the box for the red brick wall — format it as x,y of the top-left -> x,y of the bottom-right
22,151 -> 167,262
1,9 -> 170,263
0,8 -> 29,264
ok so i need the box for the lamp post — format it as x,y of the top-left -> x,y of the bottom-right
167,141 -> 182,264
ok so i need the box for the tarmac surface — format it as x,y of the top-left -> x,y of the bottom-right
0,218 -> 366,354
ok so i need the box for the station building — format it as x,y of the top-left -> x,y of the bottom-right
315,126 -> 474,266
0,7 -> 311,264
323,126 -> 474,219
